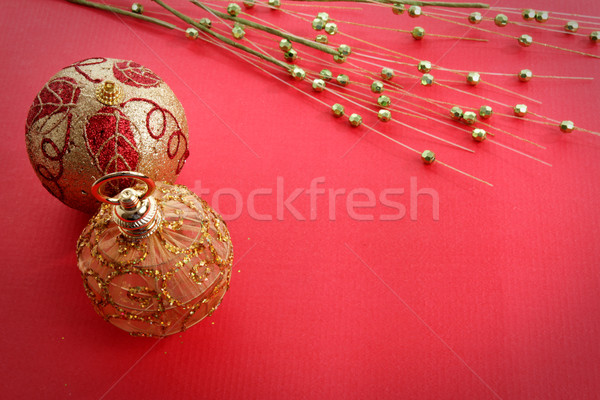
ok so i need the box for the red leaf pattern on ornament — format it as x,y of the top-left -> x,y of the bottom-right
68,57 -> 107,83
34,115 -> 72,201
26,77 -> 80,201
85,107 -> 139,175
123,98 -> 189,173
26,77 -> 80,130
113,61 -> 161,88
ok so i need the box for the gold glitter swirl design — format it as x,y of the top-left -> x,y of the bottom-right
25,57 -> 190,214
77,181 -> 233,337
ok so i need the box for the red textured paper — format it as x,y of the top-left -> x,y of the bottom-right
1,0 -> 600,399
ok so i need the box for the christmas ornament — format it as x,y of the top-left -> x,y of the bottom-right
25,57 -> 190,213
77,171 -> 233,337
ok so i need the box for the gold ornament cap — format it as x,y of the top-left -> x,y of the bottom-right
95,80 -> 123,105
91,171 -> 162,239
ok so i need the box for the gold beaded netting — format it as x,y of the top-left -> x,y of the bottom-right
77,182 -> 233,337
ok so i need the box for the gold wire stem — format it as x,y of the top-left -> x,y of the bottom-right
359,124 -> 492,187
533,41 -> 600,60
476,121 -> 545,149
480,80 -> 542,105
527,113 -> 600,135
426,13 -> 600,59
434,81 -> 511,108
491,6 -> 600,24
333,18 -> 487,41
427,33 -> 487,41
330,86 -> 476,153
434,160 -> 493,186
340,89 -> 429,120
152,0 -> 293,71
190,0 -> 339,56
577,128 -> 600,136
289,0 -> 490,8
534,75 -> 594,80
65,0 -> 177,29
487,140 -> 552,166
382,87 -> 546,149
213,36 -> 490,186
393,87 -> 549,149
435,66 -> 593,81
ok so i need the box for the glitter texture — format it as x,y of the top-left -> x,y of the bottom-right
25,57 -> 190,213
77,182 -> 234,337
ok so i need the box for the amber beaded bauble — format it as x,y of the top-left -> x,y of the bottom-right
77,181 -> 234,337
25,57 -> 190,213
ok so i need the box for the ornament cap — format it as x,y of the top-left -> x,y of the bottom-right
95,80 -> 123,105
91,171 -> 162,239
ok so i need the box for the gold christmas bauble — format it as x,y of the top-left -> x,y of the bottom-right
25,57 -> 190,213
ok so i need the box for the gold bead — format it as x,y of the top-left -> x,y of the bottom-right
337,74 -> 350,86
412,26 -> 425,40
420,73 -> 434,86
381,67 -> 394,81
333,54 -> 346,64
279,39 -> 292,51
349,113 -> 362,127
185,27 -> 199,39
243,0 -> 255,8
408,6 -> 422,18
199,18 -> 212,28
421,150 -> 436,164
291,67 -> 306,81
338,44 -> 352,56
417,60 -> 432,73
131,3 -> 144,14
312,79 -> 326,92
522,9 -> 536,21
466,72 -> 481,86
317,12 -> 329,23
559,120 -> 575,133
268,0 -> 281,8
468,12 -> 482,24
371,80 -> 384,93
325,22 -> 338,35
513,104 -> 528,117
472,128 -> 487,142
450,106 -> 463,121
320,69 -> 333,81
535,11 -> 549,23
227,3 -> 241,16
518,69 -> 533,82
312,18 -> 325,31
331,103 -> 345,117
518,34 -> 533,47
232,25 -> 245,39
494,14 -> 508,27
378,109 -> 392,122
590,31 -> 600,43
392,3 -> 405,14
284,49 -> 298,61
479,105 -> 493,119
462,111 -> 477,125
95,80 -> 123,106
565,21 -> 579,33
315,34 -> 328,44
377,95 -> 391,107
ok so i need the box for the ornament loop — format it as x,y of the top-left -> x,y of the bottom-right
91,171 -> 155,205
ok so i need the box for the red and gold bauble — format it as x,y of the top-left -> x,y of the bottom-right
25,57 -> 190,213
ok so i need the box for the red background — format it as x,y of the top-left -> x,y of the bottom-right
2,0 -> 600,399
